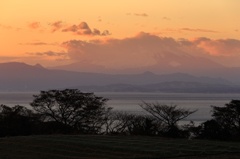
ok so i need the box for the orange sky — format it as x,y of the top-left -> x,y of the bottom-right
0,0 -> 240,68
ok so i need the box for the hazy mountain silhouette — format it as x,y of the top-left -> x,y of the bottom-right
69,82 -> 240,93
48,52 -> 224,75
48,55 -> 240,85
202,67 -> 240,85
47,61 -> 106,73
0,62 -> 236,92
34,63 -> 45,69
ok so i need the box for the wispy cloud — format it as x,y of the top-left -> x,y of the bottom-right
50,21 -> 63,33
162,17 -> 171,20
26,51 -> 68,57
0,56 -> 21,61
134,13 -> 148,17
0,24 -> 12,29
163,28 -> 219,33
126,13 -> 148,17
0,24 -> 22,31
180,28 -> 219,33
28,22 -> 41,29
19,42 -> 58,45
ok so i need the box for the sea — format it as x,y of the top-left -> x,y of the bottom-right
0,92 -> 239,125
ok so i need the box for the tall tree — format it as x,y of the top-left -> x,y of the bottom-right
30,89 -> 111,133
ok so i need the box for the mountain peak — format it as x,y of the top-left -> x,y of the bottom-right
142,71 -> 155,76
34,63 -> 44,69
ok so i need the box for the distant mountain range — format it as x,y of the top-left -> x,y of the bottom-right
69,82 -> 240,93
47,54 -> 240,85
48,51 -> 225,75
0,62 -> 239,93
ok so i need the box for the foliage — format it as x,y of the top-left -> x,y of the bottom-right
199,100 -> 240,140
211,100 -> 240,131
30,89 -> 111,133
198,119 -> 231,140
0,105 -> 38,137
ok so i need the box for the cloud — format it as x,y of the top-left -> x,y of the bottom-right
60,32 -> 240,68
162,17 -> 171,20
0,24 -> 12,29
134,13 -> 148,17
19,42 -> 58,45
50,21 -> 63,33
0,56 -> 21,62
61,32 -> 183,68
126,13 -> 148,17
28,22 -> 40,29
235,29 -> 238,32
163,28 -> 219,33
188,38 -> 240,56
16,28 -> 22,31
0,24 -> 22,31
62,22 -> 110,36
180,28 -> 219,33
26,51 -> 68,57
178,37 -> 240,67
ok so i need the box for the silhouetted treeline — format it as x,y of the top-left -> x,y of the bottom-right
0,89 -> 240,141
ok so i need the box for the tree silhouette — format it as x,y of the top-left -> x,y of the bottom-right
139,102 -> 197,130
0,105 -> 38,136
30,89 -> 111,133
212,100 -> 240,130
209,100 -> 240,140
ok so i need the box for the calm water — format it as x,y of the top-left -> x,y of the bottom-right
0,92 -> 239,124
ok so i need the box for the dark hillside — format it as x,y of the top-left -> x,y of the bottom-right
1,135 -> 240,159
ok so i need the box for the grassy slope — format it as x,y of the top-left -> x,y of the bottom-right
1,135 -> 240,159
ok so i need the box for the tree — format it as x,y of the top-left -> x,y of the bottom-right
198,119 -> 231,140
212,100 -> 240,130
0,105 -> 39,136
139,102 -> 197,130
210,100 -> 240,139
103,111 -> 162,136
30,89 -> 111,133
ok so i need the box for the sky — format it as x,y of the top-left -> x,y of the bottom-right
1,0 -> 240,69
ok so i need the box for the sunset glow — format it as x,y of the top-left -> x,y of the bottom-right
1,0 -> 240,68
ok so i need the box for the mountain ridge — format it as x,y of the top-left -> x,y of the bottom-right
0,62 -> 237,92
67,81 -> 240,93
48,54 -> 240,85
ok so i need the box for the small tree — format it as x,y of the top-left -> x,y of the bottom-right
198,119 -> 231,140
139,102 -> 197,130
103,111 -> 162,136
30,89 -> 111,134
